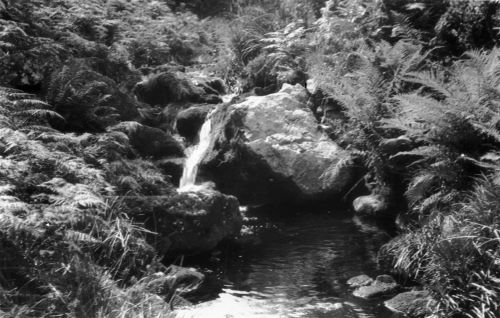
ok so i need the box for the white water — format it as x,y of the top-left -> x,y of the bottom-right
178,112 -> 214,191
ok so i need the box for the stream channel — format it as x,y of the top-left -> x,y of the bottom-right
175,207 -> 397,318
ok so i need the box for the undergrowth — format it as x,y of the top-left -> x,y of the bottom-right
305,1 -> 500,317
0,87 -> 177,317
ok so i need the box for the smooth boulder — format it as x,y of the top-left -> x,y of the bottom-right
202,84 -> 355,204
124,189 -> 242,255
384,290 -> 434,318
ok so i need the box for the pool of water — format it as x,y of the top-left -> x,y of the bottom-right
174,208 -> 396,318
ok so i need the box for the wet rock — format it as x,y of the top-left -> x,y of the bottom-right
133,72 -> 223,107
346,274 -> 374,288
141,266 -> 204,297
203,94 -> 223,104
191,75 -> 227,95
123,189 -> 242,255
111,122 -> 184,158
254,84 -> 277,96
353,194 -> 389,217
165,265 -> 205,295
306,78 -> 318,95
353,274 -> 400,299
133,72 -> 205,106
156,157 -> 185,185
176,105 -> 212,141
202,84 -> 356,205
380,135 -> 414,155
384,290 -> 434,318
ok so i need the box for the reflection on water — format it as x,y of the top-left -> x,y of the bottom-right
175,209 -> 394,318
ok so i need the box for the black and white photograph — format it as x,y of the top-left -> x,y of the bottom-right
0,0 -> 499,317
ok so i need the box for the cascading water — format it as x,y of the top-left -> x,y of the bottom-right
178,111 -> 214,191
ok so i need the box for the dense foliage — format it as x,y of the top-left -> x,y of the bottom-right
0,0 -> 215,316
303,1 -> 500,317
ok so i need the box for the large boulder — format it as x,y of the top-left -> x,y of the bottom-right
202,84 -> 355,204
124,189 -> 242,255
133,72 -> 222,107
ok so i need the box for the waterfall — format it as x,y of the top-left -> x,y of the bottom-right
178,111 -> 214,191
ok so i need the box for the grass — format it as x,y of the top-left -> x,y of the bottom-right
305,2 -> 500,317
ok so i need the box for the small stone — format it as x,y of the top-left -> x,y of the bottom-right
353,274 -> 399,299
306,78 -> 318,95
353,194 -> 388,216
384,290 -> 434,318
346,274 -> 374,288
165,265 -> 205,295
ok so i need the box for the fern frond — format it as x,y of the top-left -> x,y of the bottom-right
64,230 -> 101,244
0,196 -> 28,212
406,172 -> 437,206
14,99 -> 52,109
14,109 -> 65,122
4,93 -> 36,100
402,70 -> 450,98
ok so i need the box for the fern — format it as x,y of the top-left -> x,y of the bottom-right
64,230 -> 101,244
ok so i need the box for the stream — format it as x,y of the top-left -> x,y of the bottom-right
174,208 -> 396,318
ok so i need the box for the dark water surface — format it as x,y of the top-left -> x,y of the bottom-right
175,208 -> 396,318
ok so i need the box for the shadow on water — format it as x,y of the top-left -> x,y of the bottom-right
176,206 -> 399,318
